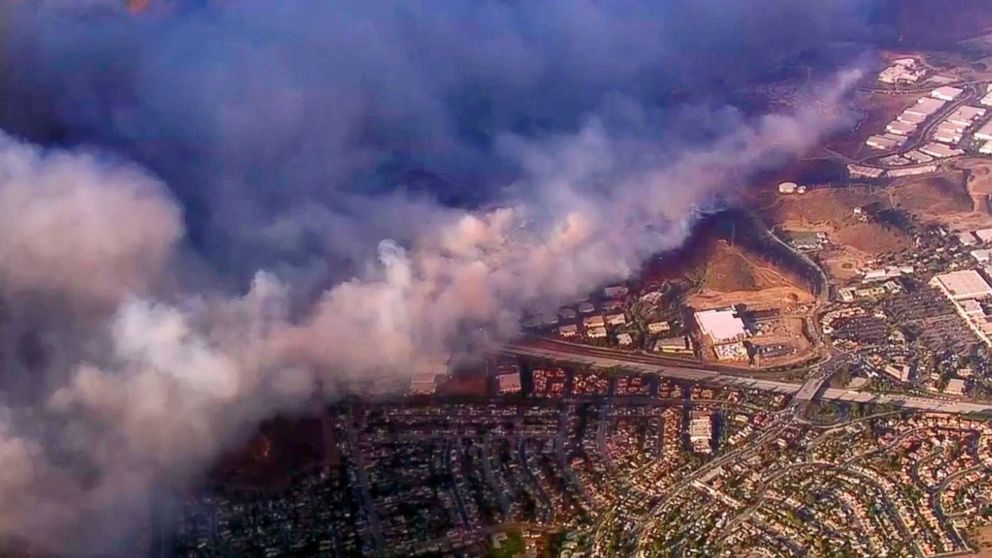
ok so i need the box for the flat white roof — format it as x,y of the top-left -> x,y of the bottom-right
933,270 -> 992,300
932,86 -> 964,100
975,120 -> 992,140
920,142 -> 963,158
907,97 -> 947,117
886,121 -> 917,135
898,111 -> 928,124
695,308 -> 746,342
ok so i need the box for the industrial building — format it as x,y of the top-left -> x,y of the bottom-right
409,372 -> 441,395
898,111 -> 928,125
647,321 -> 670,334
904,150 -> 934,164
975,228 -> 992,243
695,308 -> 747,343
496,371 -> 522,394
930,270 -> 992,300
905,97 -> 947,119
886,120 -> 917,136
586,326 -> 608,339
583,315 -> 605,329
947,106 -> 985,127
655,336 -> 693,354
932,86 -> 964,102
920,142 -> 963,159
866,134 -> 907,151
975,120 -> 992,143
849,164 -> 884,178
689,413 -> 714,454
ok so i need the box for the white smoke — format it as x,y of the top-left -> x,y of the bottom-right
0,3 -> 866,551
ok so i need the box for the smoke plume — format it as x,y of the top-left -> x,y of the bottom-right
0,0 -> 872,553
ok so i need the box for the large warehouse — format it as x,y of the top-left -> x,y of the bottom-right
695,308 -> 747,343
931,270 -> 992,300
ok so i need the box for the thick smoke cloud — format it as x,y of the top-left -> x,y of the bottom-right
0,0 -> 871,554
0,135 -> 182,308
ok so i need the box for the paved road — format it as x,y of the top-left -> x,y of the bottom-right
502,343 -> 992,415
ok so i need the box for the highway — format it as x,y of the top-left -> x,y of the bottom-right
501,343 -> 992,415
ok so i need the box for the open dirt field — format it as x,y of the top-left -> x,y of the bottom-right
687,241 -> 815,306
701,241 -> 783,293
830,222 -> 913,254
818,247 -> 865,282
687,286 -> 814,311
760,188 -> 876,231
683,249 -> 813,336
970,524 -> 992,557
890,172 -> 974,218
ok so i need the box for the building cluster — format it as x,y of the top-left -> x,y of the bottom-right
867,94 -> 948,152
877,57 -> 928,85
695,307 -> 749,361
932,269 -> 992,345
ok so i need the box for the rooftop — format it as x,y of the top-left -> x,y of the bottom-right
695,308 -> 747,342
932,270 -> 992,300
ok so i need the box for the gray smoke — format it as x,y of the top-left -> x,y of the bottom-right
0,0 -> 871,554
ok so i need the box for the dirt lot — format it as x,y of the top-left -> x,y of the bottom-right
685,241 -> 815,309
760,188 -> 876,231
817,247 -> 865,282
890,172 -> 974,218
970,524 -> 992,557
701,241 -> 781,292
687,285 -> 814,311
830,222 -> 913,254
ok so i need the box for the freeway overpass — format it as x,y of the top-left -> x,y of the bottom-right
502,343 -> 992,416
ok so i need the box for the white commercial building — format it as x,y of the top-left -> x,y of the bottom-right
878,59 -> 926,84
975,121 -> 992,142
689,414 -> 714,453
605,313 -> 626,326
695,308 -> 747,343
932,86 -> 964,101
497,372 -> 522,394
904,150 -> 933,164
947,105 -> 986,127
981,141 -> 992,155
920,142 -> 963,159
982,92 -> 992,107
583,315 -> 605,328
906,97 -> 947,118
886,120 -> 917,136
931,270 -> 992,300
898,111 -> 928,125
975,228 -> 992,243
586,326 -> 608,339
410,372 -> 441,395
866,134 -> 906,150
647,321 -> 670,334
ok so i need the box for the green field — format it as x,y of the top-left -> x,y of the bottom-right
491,529 -> 526,558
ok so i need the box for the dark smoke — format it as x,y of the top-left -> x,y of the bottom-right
0,0 -> 872,554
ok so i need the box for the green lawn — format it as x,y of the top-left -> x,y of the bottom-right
491,529 -> 526,558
